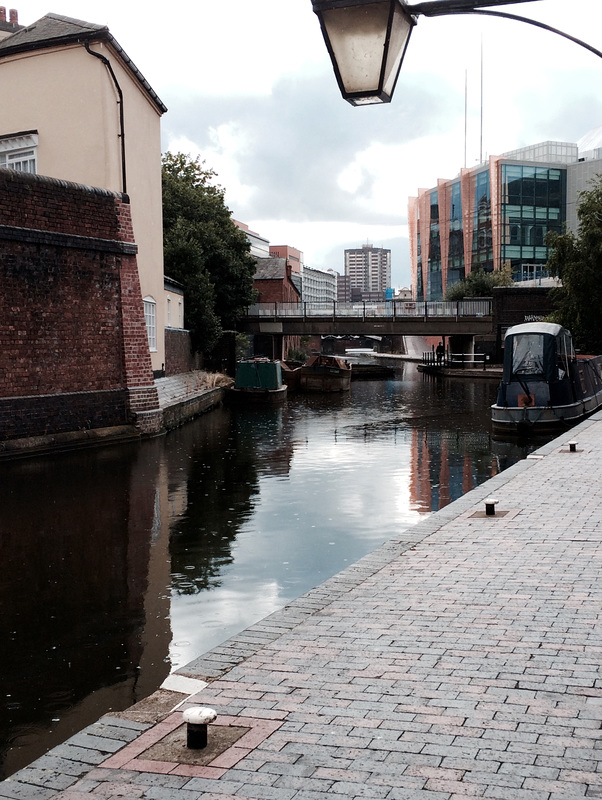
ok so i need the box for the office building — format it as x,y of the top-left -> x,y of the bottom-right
301,265 -> 337,304
270,245 -> 303,273
344,244 -> 391,298
409,127 -> 602,301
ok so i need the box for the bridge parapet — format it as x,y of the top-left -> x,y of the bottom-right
246,299 -> 492,320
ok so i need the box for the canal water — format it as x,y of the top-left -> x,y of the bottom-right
0,361 -> 551,779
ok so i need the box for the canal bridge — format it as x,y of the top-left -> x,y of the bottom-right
239,299 -> 495,338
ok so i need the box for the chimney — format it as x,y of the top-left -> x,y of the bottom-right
0,8 -> 6,22
9,8 -> 17,23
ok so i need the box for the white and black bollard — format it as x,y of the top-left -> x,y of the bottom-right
568,440 -> 578,453
183,706 -> 217,750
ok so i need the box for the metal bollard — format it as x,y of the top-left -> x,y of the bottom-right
568,440 -> 577,452
183,706 -> 217,749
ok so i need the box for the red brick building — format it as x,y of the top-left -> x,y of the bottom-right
253,257 -> 302,305
252,257 -> 301,359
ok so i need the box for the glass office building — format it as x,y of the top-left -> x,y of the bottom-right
408,132 -> 602,301
500,164 -> 565,283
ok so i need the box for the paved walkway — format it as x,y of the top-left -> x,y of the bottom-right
3,415 -> 602,800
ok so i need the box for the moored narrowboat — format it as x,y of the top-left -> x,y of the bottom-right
229,358 -> 287,404
491,322 -> 602,436
279,360 -> 303,393
299,354 -> 351,393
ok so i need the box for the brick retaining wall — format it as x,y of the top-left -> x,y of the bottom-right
0,170 -> 160,441
164,327 -> 202,376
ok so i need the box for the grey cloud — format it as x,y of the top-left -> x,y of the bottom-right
513,69 -> 602,145
161,68 -> 461,225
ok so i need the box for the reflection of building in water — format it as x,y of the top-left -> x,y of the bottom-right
241,408 -> 295,479
0,445 -> 172,779
408,429 -> 484,512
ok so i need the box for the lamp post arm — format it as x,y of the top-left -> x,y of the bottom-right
406,3 -> 602,61
408,0 -> 540,12
456,9 -> 602,61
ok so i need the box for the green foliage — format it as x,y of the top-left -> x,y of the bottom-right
287,337 -> 312,363
445,266 -> 513,301
286,348 -> 307,363
162,152 -> 258,353
546,176 -> 602,354
235,333 -> 253,361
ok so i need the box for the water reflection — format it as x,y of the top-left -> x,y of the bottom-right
0,362 -> 552,778
0,444 -> 172,778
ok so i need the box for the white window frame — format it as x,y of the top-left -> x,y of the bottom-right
0,132 -> 38,174
143,297 -> 157,351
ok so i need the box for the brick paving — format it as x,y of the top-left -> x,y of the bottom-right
3,415 -> 602,799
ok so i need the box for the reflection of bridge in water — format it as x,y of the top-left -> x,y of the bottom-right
240,299 -> 494,338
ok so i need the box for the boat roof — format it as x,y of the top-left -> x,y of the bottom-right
504,322 -> 565,339
305,354 -> 350,369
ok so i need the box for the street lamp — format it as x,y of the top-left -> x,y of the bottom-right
310,0 -> 416,106
312,0 -> 602,106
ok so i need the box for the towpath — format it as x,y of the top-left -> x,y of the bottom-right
3,414 -> 602,799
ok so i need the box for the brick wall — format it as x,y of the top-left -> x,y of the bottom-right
254,278 -> 300,304
164,328 -> 202,376
0,170 -> 160,442
490,286 -> 554,361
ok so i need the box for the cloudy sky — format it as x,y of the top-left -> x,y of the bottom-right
15,0 -> 602,286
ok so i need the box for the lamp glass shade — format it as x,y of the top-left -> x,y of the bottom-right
317,0 -> 414,105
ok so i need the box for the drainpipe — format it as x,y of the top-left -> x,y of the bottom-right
84,40 -> 127,195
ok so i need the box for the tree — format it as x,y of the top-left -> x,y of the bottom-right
162,153 -> 257,353
445,266 -> 513,301
546,176 -> 602,354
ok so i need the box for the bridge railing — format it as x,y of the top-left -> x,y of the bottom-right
245,299 -> 492,319
423,351 -> 493,370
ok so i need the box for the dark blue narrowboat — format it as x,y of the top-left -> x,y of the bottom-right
492,322 -> 602,435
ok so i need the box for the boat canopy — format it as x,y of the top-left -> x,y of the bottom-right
502,322 -> 575,384
235,359 -> 283,390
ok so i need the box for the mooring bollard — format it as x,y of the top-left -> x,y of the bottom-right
183,706 -> 217,749
484,498 -> 499,516
568,440 -> 577,452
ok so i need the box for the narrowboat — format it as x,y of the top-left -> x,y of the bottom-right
299,354 -> 352,393
279,360 -> 303,393
229,358 -> 287,404
349,363 -> 396,380
491,322 -> 602,436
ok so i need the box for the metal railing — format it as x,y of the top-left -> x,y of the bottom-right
422,351 -> 492,370
245,299 -> 492,319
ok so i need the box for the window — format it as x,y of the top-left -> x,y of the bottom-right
512,334 -> 544,376
144,297 -> 157,351
0,131 -> 38,174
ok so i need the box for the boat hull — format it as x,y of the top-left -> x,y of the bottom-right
228,386 -> 287,405
279,361 -> 303,393
299,372 -> 351,392
299,354 -> 351,393
350,364 -> 395,380
492,390 -> 602,436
